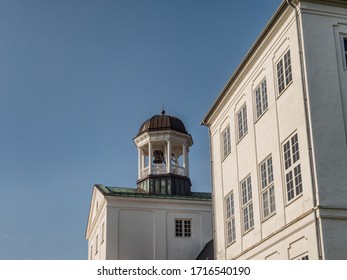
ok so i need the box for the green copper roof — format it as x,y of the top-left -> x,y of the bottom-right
95,184 -> 211,201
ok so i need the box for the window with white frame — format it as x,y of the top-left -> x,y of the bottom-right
237,104 -> 248,141
175,219 -> 191,237
222,125 -> 231,159
225,192 -> 236,245
255,79 -> 268,119
276,49 -> 292,94
259,155 -> 276,219
241,175 -> 254,233
283,133 -> 303,202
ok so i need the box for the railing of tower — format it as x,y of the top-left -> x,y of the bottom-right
140,164 -> 186,178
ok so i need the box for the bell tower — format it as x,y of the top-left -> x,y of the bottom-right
133,111 -> 193,195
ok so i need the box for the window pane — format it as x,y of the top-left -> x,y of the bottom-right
256,87 -> 262,118
223,126 -> 231,158
269,185 -> 276,213
291,134 -> 300,163
284,50 -> 292,85
261,162 -> 267,189
241,181 -> 246,205
267,157 -> 273,183
284,141 -> 292,169
243,207 -> 249,231
230,193 -> 234,215
294,164 -> 303,195
262,79 -> 268,112
243,106 -> 248,134
238,111 -> 243,139
249,203 -> 254,228
263,191 -> 269,218
184,220 -> 191,237
175,220 -> 183,237
247,176 -> 252,200
286,171 -> 294,201
277,60 -> 285,93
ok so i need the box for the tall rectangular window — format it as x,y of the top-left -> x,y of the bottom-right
175,219 -> 191,237
255,79 -> 268,119
225,192 -> 236,245
277,49 -> 292,94
101,222 -> 105,244
259,155 -> 276,219
222,126 -> 231,159
283,133 -> 303,202
241,175 -> 254,233
95,235 -> 99,254
237,104 -> 248,141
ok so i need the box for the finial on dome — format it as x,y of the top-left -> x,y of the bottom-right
161,101 -> 165,115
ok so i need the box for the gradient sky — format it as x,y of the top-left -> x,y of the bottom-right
0,0 -> 282,259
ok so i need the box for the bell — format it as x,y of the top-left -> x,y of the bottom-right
153,150 -> 164,164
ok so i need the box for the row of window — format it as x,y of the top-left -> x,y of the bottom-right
225,132 -> 303,246
222,49 -> 293,160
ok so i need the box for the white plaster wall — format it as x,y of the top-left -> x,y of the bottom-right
118,209 -> 155,260
103,196 -> 212,260
300,1 -> 347,207
207,4 -> 317,259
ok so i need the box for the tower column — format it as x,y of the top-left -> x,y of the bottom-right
148,142 -> 152,174
183,143 -> 189,176
167,140 -> 172,173
138,147 -> 142,179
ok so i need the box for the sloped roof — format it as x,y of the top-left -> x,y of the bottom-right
95,184 -> 211,201
196,239 -> 214,260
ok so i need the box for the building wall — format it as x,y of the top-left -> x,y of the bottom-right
206,0 -> 347,260
299,0 -> 347,259
208,3 -> 317,260
87,189 -> 107,260
91,195 -> 212,260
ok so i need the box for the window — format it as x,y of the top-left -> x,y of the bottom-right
259,155 -> 276,219
175,219 -> 191,237
222,126 -> 231,159
283,133 -> 303,202
240,175 -> 254,233
225,192 -> 236,245
95,235 -> 99,254
255,79 -> 268,119
237,104 -> 248,141
293,253 -> 309,260
101,222 -> 105,244
277,49 -> 292,94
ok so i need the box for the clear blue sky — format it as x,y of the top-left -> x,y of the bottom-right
0,0 -> 282,259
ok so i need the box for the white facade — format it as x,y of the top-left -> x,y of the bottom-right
86,185 -> 212,260
202,0 -> 347,260
86,112 -> 212,260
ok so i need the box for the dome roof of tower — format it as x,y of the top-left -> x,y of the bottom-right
137,111 -> 188,136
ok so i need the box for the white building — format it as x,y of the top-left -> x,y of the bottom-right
86,111 -> 212,260
202,0 -> 347,260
